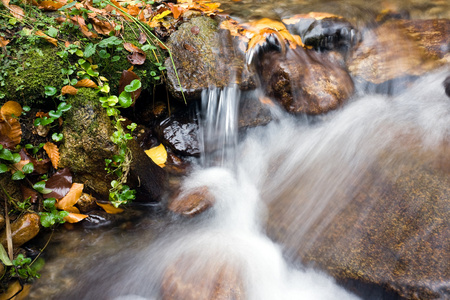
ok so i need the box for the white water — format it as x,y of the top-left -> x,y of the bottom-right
43,70 -> 450,300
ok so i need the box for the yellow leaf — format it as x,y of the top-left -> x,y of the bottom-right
56,183 -> 83,210
64,206 -> 80,213
35,30 -> 58,46
64,212 -> 88,223
0,101 -> 22,121
43,142 -> 60,169
0,36 -> 10,47
74,78 -> 98,88
144,144 -> 167,168
151,10 -> 171,21
61,85 -> 78,95
96,201 -> 124,214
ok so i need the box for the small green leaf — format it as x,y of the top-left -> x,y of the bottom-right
12,170 -> 25,180
0,148 -> 13,161
111,55 -> 120,62
23,105 -> 30,112
84,43 -> 96,58
47,27 -> 59,38
124,79 -> 141,92
49,110 -> 62,119
58,1 -> 77,10
57,102 -> 72,112
44,86 -> 57,96
43,198 -> 56,211
118,91 -> 133,108
98,49 -> 110,59
22,162 -> 34,174
0,164 -> 8,173
52,133 -> 64,142
33,181 -> 52,194
11,153 -> 21,164
75,49 -> 84,57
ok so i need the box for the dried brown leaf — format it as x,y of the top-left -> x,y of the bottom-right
96,201 -> 124,214
0,118 -> 22,147
9,5 -> 24,20
167,3 -> 184,19
1,0 -> 10,7
64,212 -> 88,223
61,85 -> 78,95
43,142 -> 60,169
127,51 -> 146,65
1,101 -> 22,121
91,18 -> 115,35
21,185 -> 38,204
38,0 -> 64,11
138,32 -> 147,44
123,42 -> 140,53
35,30 -> 58,46
56,183 -> 83,210
0,36 -> 10,47
44,168 -> 72,199
74,78 -> 98,88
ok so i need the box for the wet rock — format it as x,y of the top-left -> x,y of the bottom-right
260,48 -> 354,115
82,210 -> 114,229
59,88 -> 116,197
76,193 -> 98,213
161,256 -> 245,300
444,76 -> 450,98
238,92 -> 273,128
168,186 -> 215,217
164,16 -> 254,101
0,213 -> 40,249
349,20 -> 443,86
266,149 -> 450,299
157,114 -> 200,156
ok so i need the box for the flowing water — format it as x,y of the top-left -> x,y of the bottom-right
28,1 -> 450,299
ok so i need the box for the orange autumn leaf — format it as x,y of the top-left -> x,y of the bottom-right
1,101 -> 22,121
43,142 -> 60,169
56,183 -> 83,210
61,85 -> 78,95
123,42 -> 141,53
0,118 -> 22,147
74,78 -> 98,88
91,18 -> 115,35
1,0 -> 10,7
9,5 -> 24,19
0,36 -> 10,47
144,144 -> 167,168
96,201 -> 124,214
127,5 -> 141,17
64,206 -> 80,213
167,3 -> 184,19
64,212 -> 88,223
39,0 -> 64,11
35,30 -> 58,46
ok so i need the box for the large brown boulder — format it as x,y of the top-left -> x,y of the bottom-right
260,48 -> 354,114
266,147 -> 450,299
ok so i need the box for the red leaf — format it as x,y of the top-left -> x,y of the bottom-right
44,168 -> 72,199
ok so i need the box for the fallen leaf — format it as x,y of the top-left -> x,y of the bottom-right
38,0 -> 64,11
64,212 -> 88,223
91,18 -> 115,35
12,159 -> 30,174
127,4 -> 140,16
0,134 -> 16,150
138,32 -> 147,44
123,42 -> 141,53
43,142 -> 60,169
61,85 -> 78,95
56,182 -> 83,210
183,43 -> 196,52
152,9 -> 171,21
21,185 -> 38,204
1,0 -> 10,8
118,70 -> 141,102
0,118 -> 22,147
35,30 -> 58,46
167,3 -> 184,19
1,101 -> 22,121
145,143 -> 167,168
96,201 -> 124,214
127,51 -> 146,65
44,168 -> 72,199
0,36 -> 10,47
9,5 -> 24,20
74,78 -> 98,88
64,206 -> 80,213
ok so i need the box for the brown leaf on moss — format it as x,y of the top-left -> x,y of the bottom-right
70,16 -> 98,39
0,118 -> 22,147
74,78 -> 98,88
44,168 -> 72,199
0,134 -> 16,150
123,42 -> 140,53
35,30 -> 58,46
127,51 -> 146,65
138,32 -> 147,44
0,101 -> 22,121
96,201 -> 124,214
61,85 -> 78,95
91,18 -> 115,35
43,142 -> 60,169
56,183 -> 83,210
0,36 -> 10,47
9,5 -> 24,20
38,0 -> 64,11
127,5 -> 141,17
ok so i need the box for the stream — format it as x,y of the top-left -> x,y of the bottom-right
28,0 -> 450,299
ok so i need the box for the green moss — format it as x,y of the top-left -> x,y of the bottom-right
0,45 -> 68,107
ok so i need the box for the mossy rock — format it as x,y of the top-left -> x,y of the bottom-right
0,45 -> 68,107
59,88 -> 116,197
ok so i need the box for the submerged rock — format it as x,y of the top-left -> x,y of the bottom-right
260,48 -> 354,115
349,20 -> 444,86
156,114 -> 200,156
168,186 -> 215,217
266,148 -> 450,299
